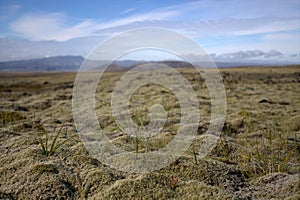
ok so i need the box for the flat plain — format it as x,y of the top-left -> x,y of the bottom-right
0,66 -> 299,199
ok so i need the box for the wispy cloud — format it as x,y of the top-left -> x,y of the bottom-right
92,10 -> 179,31
8,0 -> 300,42
2,0 -> 300,62
0,3 -> 21,24
86,17 -> 300,43
174,0 -> 300,19
206,31 -> 300,55
1,3 -> 21,14
0,36 -> 106,61
9,8 -> 179,41
120,8 -> 136,15
10,13 -> 98,41
233,18 -> 300,35
213,49 -> 283,61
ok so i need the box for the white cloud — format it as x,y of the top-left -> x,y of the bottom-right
1,3 -> 21,14
3,0 -> 300,62
121,8 -> 136,15
93,10 -> 179,30
209,49 -> 298,63
0,36 -> 106,61
83,17 -> 300,40
264,50 -> 283,58
213,50 -> 283,60
10,13 -> 99,41
0,3 -> 21,23
1,36 -> 299,63
262,32 -> 300,41
205,31 -> 300,56
8,0 -> 300,42
233,18 -> 300,35
9,9 -> 179,41
158,0 -> 300,20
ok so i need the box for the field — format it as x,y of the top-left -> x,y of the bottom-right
0,66 -> 299,199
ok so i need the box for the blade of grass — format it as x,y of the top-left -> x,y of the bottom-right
36,131 -> 46,155
49,121 -> 65,154
44,128 -> 48,156
50,134 -> 76,156
280,147 -> 296,173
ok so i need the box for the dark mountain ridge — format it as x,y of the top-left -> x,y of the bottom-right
0,55 -> 295,71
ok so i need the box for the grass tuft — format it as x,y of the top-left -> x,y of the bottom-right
35,121 -> 74,156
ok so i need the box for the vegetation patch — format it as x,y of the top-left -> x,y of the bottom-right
32,163 -> 58,174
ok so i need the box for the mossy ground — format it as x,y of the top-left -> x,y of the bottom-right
0,67 -> 299,199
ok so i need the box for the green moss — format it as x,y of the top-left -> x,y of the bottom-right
286,115 -> 300,131
32,163 -> 58,174
0,111 -> 25,125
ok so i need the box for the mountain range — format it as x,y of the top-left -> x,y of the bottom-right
0,55 -> 296,71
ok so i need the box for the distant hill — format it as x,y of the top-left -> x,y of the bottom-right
0,55 -> 292,71
0,56 -> 141,71
0,56 -> 84,71
128,60 -> 262,69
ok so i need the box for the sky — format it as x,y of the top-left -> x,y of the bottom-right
0,0 -> 299,63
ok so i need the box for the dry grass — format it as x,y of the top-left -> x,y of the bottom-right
0,66 -> 299,199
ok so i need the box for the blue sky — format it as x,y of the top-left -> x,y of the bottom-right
0,0 -> 299,62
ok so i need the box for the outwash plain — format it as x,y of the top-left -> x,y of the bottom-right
0,65 -> 299,199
